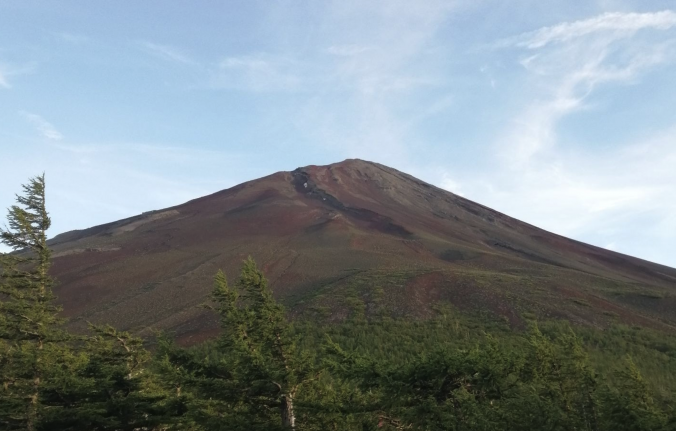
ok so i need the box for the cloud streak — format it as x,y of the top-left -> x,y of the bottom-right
497,10 -> 676,166
56,32 -> 91,44
20,111 -> 64,141
434,122 -> 676,266
0,138 -> 263,252
140,41 -> 197,65
327,44 -> 374,56
214,54 -> 301,92
286,0 -> 459,164
0,60 -> 38,90
448,9 -> 676,266
507,10 -> 676,48
0,70 -> 9,88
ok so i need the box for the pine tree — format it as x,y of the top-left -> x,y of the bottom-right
0,174 -> 66,430
325,333 -> 525,430
159,258 -> 319,430
39,324 -> 168,431
523,324 -> 599,430
599,356 -> 667,431
2,175 -> 170,431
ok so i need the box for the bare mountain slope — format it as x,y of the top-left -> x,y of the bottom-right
48,159 -> 676,343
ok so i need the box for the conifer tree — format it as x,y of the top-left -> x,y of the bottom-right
159,258 -> 318,430
325,333 -> 524,430
0,174 -> 67,430
523,324 -> 599,430
598,356 -> 667,431
39,324 -> 168,431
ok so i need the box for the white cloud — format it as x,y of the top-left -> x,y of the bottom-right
0,67 -> 9,88
509,10 -> 676,49
434,126 -> 676,265
445,10 -> 676,267
498,11 -> 676,166
214,54 -> 301,92
20,111 -> 63,141
140,41 -> 197,65
327,44 -> 373,56
0,61 -> 36,89
56,32 -> 90,44
287,0 -> 459,163
439,174 -> 464,197
0,140 -> 261,246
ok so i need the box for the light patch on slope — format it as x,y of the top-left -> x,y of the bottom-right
112,210 -> 180,235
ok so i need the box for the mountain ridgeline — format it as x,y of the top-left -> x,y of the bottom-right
47,159 -> 676,341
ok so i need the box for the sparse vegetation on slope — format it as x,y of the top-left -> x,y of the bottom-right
45,160 -> 676,338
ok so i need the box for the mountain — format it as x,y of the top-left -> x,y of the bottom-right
48,159 -> 676,343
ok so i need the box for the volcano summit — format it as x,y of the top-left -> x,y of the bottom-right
48,159 -> 676,342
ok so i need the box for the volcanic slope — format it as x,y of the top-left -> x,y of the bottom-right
48,159 -> 676,342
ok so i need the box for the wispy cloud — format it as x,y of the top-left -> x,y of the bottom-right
140,41 -> 197,65
56,32 -> 90,44
433,123 -> 676,265
288,0 -> 459,163
497,10 -> 676,165
509,10 -> 676,49
450,10 -> 676,266
0,139 -> 261,245
20,111 -> 63,141
0,68 -> 9,88
327,44 -> 373,56
439,174 -> 464,197
0,60 -> 37,89
213,54 -> 301,92
135,0 -> 458,171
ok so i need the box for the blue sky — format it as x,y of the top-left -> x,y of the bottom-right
1,0 -> 675,268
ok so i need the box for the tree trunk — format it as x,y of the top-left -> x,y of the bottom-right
27,379 -> 39,431
281,393 -> 295,430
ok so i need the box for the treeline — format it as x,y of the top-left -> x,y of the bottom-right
1,176 -> 675,430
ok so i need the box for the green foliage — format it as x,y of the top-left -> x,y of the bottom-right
158,258 -> 319,430
1,176 -> 168,430
598,357 -> 668,431
39,325 -> 168,430
322,321 -> 676,430
0,174 -> 66,431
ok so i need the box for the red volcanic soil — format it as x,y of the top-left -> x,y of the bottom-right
48,159 -> 676,340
